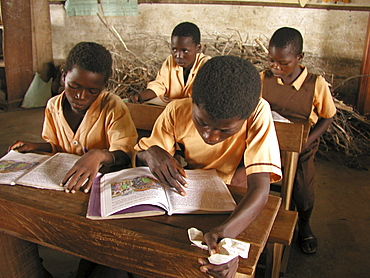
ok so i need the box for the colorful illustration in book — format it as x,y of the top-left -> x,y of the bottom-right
111,176 -> 161,198
0,160 -> 40,173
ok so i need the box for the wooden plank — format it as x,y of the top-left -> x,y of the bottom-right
125,102 -> 165,130
268,209 -> 297,245
274,121 -> 304,153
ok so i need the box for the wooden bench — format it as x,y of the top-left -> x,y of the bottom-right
125,102 -> 299,277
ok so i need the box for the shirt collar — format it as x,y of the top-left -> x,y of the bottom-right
276,65 -> 307,90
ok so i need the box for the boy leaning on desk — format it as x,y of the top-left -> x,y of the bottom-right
8,42 -> 138,194
134,55 -> 282,277
3,41 -> 138,277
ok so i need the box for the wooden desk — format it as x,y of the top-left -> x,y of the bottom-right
0,184 -> 281,277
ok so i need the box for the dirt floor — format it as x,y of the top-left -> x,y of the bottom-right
1,107 -> 369,278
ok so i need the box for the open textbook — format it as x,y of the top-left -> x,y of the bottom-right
87,167 -> 236,220
0,150 -> 81,190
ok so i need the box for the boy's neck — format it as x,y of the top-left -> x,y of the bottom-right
281,65 -> 303,86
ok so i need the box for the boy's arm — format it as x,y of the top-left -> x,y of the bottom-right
129,88 -> 157,103
199,172 -> 270,277
8,141 -> 52,153
304,117 -> 333,151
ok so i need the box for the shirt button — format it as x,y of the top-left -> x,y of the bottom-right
73,141 -> 78,146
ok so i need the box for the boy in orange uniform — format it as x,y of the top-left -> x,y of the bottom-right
129,21 -> 211,104
5,41 -> 138,277
261,27 -> 336,254
9,42 -> 138,193
135,56 -> 282,277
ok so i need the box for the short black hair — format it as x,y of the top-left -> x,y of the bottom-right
171,22 -> 201,45
63,42 -> 112,83
192,56 -> 261,120
269,27 -> 303,55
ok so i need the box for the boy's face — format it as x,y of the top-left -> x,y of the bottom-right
171,36 -> 201,71
192,103 -> 245,145
63,66 -> 105,113
268,44 -> 303,80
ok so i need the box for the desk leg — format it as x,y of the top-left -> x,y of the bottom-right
0,232 -> 44,277
266,152 -> 299,277
281,151 -> 299,210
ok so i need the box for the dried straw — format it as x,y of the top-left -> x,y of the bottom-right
99,19 -> 369,158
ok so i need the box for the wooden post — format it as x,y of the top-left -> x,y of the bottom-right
0,0 -> 52,109
358,13 -> 370,115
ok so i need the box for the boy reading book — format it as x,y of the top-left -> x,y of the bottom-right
3,41 -> 138,278
261,27 -> 337,254
8,42 -> 138,194
135,56 -> 282,277
128,21 -> 211,105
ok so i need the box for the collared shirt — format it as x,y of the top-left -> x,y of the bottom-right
42,91 -> 138,158
135,98 -> 282,184
147,53 -> 211,102
260,67 -> 336,124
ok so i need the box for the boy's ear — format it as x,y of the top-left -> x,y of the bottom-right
60,72 -> 66,85
297,52 -> 304,62
196,44 -> 201,53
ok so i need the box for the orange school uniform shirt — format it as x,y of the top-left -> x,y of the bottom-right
260,67 -> 336,125
135,98 -> 282,184
146,53 -> 211,102
42,91 -> 138,158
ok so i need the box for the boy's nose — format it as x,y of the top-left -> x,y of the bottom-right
273,62 -> 281,70
175,51 -> 183,59
203,130 -> 220,144
75,89 -> 87,99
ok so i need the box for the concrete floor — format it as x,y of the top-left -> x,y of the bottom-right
0,107 -> 369,278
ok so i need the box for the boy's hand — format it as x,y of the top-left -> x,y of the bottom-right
198,231 -> 239,278
128,93 -> 142,104
8,140 -> 37,153
198,257 -> 239,278
61,149 -> 105,193
138,145 -> 188,196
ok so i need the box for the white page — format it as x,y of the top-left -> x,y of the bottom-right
15,152 -> 81,190
165,169 -> 236,215
100,167 -> 169,217
272,111 -> 291,123
0,150 -> 51,185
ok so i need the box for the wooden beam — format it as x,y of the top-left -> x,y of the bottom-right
50,1 -> 370,12
2,0 -> 34,104
358,13 -> 370,115
31,0 -> 54,82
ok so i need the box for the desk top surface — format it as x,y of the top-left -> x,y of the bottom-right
0,184 -> 281,277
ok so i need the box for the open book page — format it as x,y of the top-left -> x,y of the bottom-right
143,96 -> 168,107
272,111 -> 291,123
15,152 -> 81,190
0,150 -> 51,185
100,167 -> 169,218
165,169 -> 236,215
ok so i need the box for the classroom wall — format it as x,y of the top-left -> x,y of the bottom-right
49,3 -> 369,105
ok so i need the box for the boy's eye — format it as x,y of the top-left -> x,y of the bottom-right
279,62 -> 289,66
88,90 -> 100,95
68,83 -> 79,90
184,50 -> 189,54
